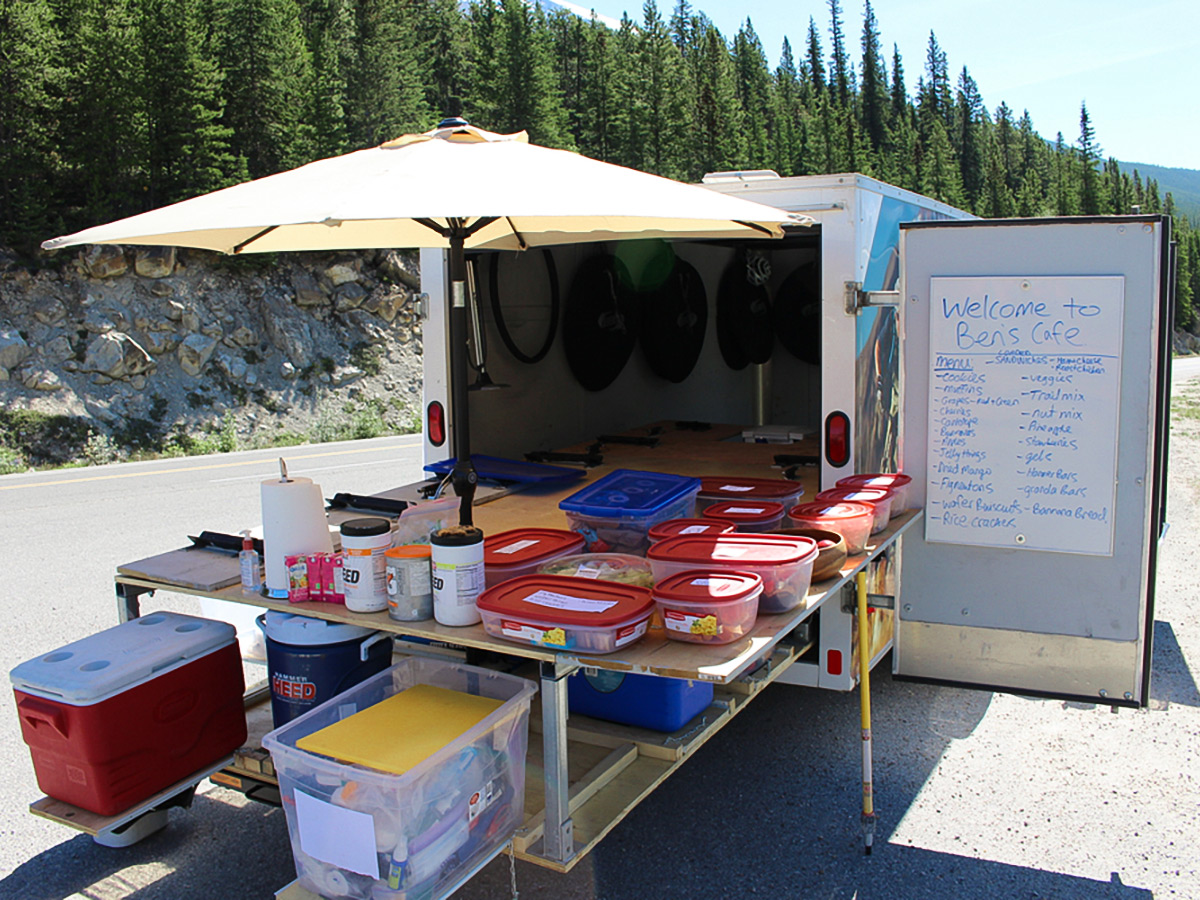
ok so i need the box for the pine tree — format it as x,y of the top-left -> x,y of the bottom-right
1049,131 -> 1078,215
890,43 -> 906,118
0,0 -> 64,248
490,0 -> 569,147
771,37 -> 802,176
302,0 -> 354,159
917,31 -> 951,131
1077,102 -> 1103,215
827,0 -> 849,106
993,101 -> 1016,192
343,0 -> 427,149
636,0 -> 694,180
805,17 -> 825,96
859,0 -> 887,150
732,19 -> 772,170
413,0 -> 470,121
955,66 -> 985,210
692,21 -> 745,175
919,119 -> 964,207
979,131 -> 1015,218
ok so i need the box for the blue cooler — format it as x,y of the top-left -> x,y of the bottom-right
259,612 -> 392,728
568,669 -> 713,732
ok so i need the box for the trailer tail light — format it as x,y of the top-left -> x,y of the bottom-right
427,401 -> 446,447
824,411 -> 850,468
827,649 -> 843,676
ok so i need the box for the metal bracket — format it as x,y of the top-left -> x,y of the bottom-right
844,281 -> 901,315
413,292 -> 429,320
841,589 -> 896,613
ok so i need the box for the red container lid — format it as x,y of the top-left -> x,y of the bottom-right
484,529 -> 586,569
788,501 -> 873,522
698,477 -> 805,501
648,533 -> 817,566
702,500 -> 785,524
477,574 -> 653,627
836,472 -> 912,491
814,488 -> 891,507
653,570 -> 764,604
648,518 -> 737,540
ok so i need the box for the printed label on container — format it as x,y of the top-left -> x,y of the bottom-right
523,589 -> 618,614
614,619 -> 648,647
468,780 -> 498,822
501,620 -> 570,647
719,485 -> 754,492
494,539 -> 540,556
726,506 -> 768,515
689,577 -> 713,587
664,609 -> 720,636
680,525 -> 710,535
712,545 -> 750,559
574,564 -> 603,579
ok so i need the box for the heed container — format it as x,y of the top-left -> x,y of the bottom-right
559,469 -> 701,555
483,528 -> 586,588
567,669 -> 714,733
9,612 -> 246,816
263,659 -> 535,900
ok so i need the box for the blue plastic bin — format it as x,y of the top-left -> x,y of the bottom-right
568,668 -> 713,732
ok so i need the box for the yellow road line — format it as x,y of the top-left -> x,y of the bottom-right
0,439 -> 424,491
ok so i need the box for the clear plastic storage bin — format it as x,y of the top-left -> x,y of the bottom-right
262,658 -> 536,900
559,469 -> 701,555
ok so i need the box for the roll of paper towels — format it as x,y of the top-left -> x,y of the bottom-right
261,476 -> 334,596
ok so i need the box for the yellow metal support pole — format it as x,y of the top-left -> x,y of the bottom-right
856,570 -> 876,854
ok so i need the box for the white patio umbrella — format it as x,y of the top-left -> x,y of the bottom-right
44,118 -> 807,523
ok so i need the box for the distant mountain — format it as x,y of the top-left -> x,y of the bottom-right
1116,160 -> 1200,224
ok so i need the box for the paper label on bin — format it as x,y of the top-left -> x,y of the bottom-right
719,485 -> 754,492
574,563 -> 603,578
293,788 -> 380,878
523,589 -> 618,613
468,780 -> 499,822
494,539 -> 540,555
664,609 -> 720,636
680,525 -> 710,535
712,546 -> 750,559
689,578 -> 713,587
614,620 -> 648,647
501,620 -> 570,647
725,507 -> 767,515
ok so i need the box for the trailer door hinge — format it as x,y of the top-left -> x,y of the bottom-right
413,293 -> 429,320
840,590 -> 896,613
844,281 -> 900,315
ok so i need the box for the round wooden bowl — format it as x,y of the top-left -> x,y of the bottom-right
773,527 -> 847,582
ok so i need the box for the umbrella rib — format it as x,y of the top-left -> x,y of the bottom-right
734,220 -> 776,237
233,225 -> 280,254
504,217 -> 528,251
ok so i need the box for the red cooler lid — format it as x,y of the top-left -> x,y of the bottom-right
477,574 -> 653,627
702,500 -> 785,524
698,477 -> 805,501
814,488 -> 891,507
789,501 -> 873,522
836,472 -> 911,491
484,529 -> 586,569
648,518 -> 737,540
648,533 -> 817,566
654,570 -> 764,604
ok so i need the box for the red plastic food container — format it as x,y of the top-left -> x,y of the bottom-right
647,518 -> 738,543
701,500 -> 787,533
483,528 -> 586,588
647,534 -> 818,614
476,575 -> 654,654
9,612 -> 247,816
836,472 -> 913,512
787,501 -> 873,554
696,477 -> 805,513
652,570 -> 763,644
814,487 -> 893,533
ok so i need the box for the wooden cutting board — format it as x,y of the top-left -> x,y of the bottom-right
117,546 -> 242,591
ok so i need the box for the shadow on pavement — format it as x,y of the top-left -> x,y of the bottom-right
1150,619 -> 1199,708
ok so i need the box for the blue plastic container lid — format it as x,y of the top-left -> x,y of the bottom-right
559,469 -> 701,518
259,611 -> 380,647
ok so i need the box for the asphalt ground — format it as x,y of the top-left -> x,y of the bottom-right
1,363 -> 1198,899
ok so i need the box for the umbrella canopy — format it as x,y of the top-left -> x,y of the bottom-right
43,122 -> 804,254
43,119 -> 807,525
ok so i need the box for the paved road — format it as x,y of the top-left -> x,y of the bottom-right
1,362 -> 1199,899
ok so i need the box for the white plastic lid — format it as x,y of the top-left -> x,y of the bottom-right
10,612 -> 235,704
260,610 -> 380,647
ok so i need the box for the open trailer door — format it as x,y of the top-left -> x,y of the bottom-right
895,216 -> 1173,708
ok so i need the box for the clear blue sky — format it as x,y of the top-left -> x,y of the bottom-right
583,0 -> 1200,171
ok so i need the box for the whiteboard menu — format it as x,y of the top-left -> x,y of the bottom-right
924,275 -> 1125,555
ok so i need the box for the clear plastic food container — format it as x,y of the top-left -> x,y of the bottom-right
652,570 -> 763,644
836,472 -> 913,512
262,658 -> 535,900
647,534 -> 818,614
483,528 -> 586,588
696,476 -> 805,514
814,487 -> 893,533
559,469 -> 701,556
536,552 -> 654,588
476,574 -> 654,654
701,500 -> 786,533
787,501 -> 874,554
647,517 -> 738,544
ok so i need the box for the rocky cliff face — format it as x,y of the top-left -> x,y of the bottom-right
0,244 -> 424,466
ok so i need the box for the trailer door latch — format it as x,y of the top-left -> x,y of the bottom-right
844,281 -> 900,315
841,590 -> 896,613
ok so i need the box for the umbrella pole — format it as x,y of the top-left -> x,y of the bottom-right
856,570 -> 877,854
447,234 -> 478,526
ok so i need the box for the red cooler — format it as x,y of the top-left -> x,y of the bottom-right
10,612 -> 247,816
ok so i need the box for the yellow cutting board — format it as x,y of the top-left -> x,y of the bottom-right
296,684 -> 503,775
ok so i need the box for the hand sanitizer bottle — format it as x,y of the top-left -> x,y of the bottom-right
239,530 -> 262,592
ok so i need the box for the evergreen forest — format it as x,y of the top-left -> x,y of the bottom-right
2,0 -> 1196,328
